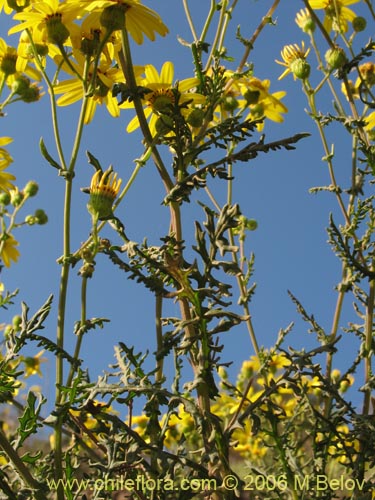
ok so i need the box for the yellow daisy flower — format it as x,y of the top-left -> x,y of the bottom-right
22,350 -> 47,377
78,0 -> 169,45
308,0 -> 360,33
122,61 -> 205,135
0,234 -> 20,267
8,0 -> 83,45
276,42 -> 311,80
0,36 -> 41,84
239,78 -> 288,130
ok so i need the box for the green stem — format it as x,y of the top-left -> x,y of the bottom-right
182,0 -> 198,41
363,266 -> 375,416
226,163 -> 259,354
155,293 -> 164,383
53,74 -> 89,500
65,275 -> 88,389
200,0 -> 216,43
204,0 -> 228,71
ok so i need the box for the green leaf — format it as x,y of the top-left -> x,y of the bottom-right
39,137 -> 61,170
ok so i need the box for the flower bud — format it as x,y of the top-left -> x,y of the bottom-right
34,208 -> 48,225
295,8 -> 315,33
290,58 -> 311,79
21,83 -> 42,103
186,109 -> 204,127
10,189 -> 24,206
11,75 -> 30,95
222,95 -> 239,112
352,16 -> 366,32
24,180 -> 39,197
0,192 -> 11,205
155,115 -> 174,135
25,214 -> 36,225
3,324 -> 12,338
325,47 -> 347,70
12,315 -> 22,332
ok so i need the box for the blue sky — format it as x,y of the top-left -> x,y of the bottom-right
1,0 -> 368,411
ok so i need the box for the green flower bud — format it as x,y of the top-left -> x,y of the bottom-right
186,109 -> 205,127
100,5 -> 126,32
25,214 -> 36,225
24,180 -> 39,197
155,115 -> 174,135
325,47 -> 347,70
34,209 -> 48,225
10,190 -> 24,206
3,324 -> 12,338
222,95 -> 239,112
0,192 -> 11,205
12,315 -> 22,332
290,58 -> 311,80
21,84 -> 42,103
11,75 -> 30,95
352,16 -> 366,32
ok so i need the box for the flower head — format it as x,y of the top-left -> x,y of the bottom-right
53,49 -> 139,123
22,350 -> 46,377
239,78 -> 288,130
308,0 -> 360,33
87,167 -> 122,219
8,0 -> 83,45
276,42 -> 311,80
122,61 -> 205,136
78,0 -> 168,44
0,234 -> 20,267
295,8 -> 315,32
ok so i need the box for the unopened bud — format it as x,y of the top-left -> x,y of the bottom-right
24,180 -> 39,197
325,47 -> 347,70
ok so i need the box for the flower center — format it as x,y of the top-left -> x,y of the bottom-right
147,89 -> 175,113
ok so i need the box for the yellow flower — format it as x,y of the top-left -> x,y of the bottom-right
53,50 -> 132,124
78,0 -> 168,44
276,42 -> 311,80
0,234 -> 20,267
8,0 -> 83,45
355,62 -> 375,91
240,78 -> 288,131
87,167 -> 122,219
0,137 -> 16,192
364,111 -> 375,133
22,350 -> 46,377
308,0 -> 360,33
295,8 -> 315,32
122,61 -> 205,135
